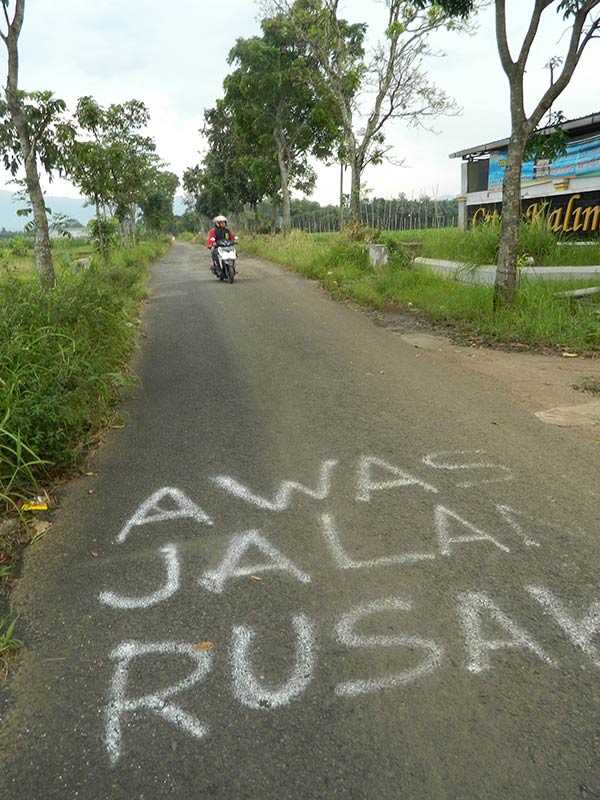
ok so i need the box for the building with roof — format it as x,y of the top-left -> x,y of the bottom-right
449,112 -> 600,235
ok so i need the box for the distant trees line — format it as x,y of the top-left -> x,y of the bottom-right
183,1 -> 468,235
176,195 -> 458,235
182,0 -> 600,308
287,196 -> 459,232
0,1 -> 180,287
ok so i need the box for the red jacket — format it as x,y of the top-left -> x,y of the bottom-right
206,227 -> 235,248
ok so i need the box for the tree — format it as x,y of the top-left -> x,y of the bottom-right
492,0 -> 600,306
413,0 -> 474,16
100,100 -> 159,247
172,209 -> 198,235
182,163 -> 220,222
0,1 -> 71,287
186,10 -> 344,233
224,13 -> 343,231
69,96 -> 160,252
270,0 -> 468,226
184,102 -> 279,229
69,97 -> 115,260
140,170 -> 179,234
416,0 -> 600,306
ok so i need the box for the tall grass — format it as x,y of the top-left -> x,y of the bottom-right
0,240 -> 168,511
0,409 -> 47,513
389,220 -> 600,266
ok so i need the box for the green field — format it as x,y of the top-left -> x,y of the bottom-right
0,236 -> 96,277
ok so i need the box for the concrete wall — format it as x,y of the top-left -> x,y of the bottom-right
414,257 -> 600,286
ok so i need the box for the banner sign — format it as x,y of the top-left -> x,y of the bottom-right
488,135 -> 600,190
468,190 -> 600,236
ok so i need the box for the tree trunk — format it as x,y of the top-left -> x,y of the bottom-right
95,196 -> 106,261
349,158 -> 361,227
270,191 -> 278,235
130,205 -> 137,246
4,0 -> 55,288
339,162 -> 345,232
494,134 -> 527,308
279,161 -> 291,233
27,166 -> 54,287
274,125 -> 292,233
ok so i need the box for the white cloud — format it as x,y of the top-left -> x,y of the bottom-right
2,0 -> 599,206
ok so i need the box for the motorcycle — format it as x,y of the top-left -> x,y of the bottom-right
210,239 -> 237,283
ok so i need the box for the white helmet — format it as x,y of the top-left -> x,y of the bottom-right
213,215 -> 228,224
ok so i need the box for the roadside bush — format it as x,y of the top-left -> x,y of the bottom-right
8,236 -> 30,257
518,212 -> 558,264
395,217 -> 558,266
88,217 -> 120,257
0,239 -> 168,500
376,232 -> 413,268
243,229 -> 369,281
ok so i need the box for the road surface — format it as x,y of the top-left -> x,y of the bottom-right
1,243 -> 599,799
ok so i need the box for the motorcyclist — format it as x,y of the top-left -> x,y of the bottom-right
206,215 -> 235,273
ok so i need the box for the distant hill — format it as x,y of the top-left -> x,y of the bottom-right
0,191 -> 188,232
0,191 -> 94,232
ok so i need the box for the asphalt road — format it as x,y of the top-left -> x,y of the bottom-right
1,243 -> 599,799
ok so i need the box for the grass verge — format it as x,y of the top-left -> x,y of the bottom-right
0,238 -> 169,676
241,230 -> 600,354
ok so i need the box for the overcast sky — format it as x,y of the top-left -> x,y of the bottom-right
2,0 -> 600,205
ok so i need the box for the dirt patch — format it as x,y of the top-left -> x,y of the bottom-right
573,376 -> 600,396
377,304 -> 600,359
373,304 -> 456,337
365,305 -> 600,423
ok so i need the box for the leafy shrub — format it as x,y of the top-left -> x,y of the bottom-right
9,236 -> 30,257
0,240 -> 167,494
88,217 -> 120,256
376,232 -> 413,268
0,408 -> 46,511
395,216 -> 557,266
